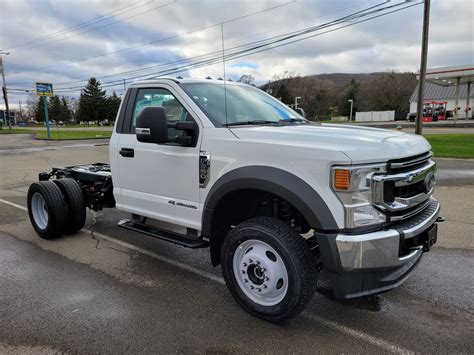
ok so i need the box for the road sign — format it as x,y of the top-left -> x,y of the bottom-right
36,82 -> 54,97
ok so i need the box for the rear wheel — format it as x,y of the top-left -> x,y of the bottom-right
53,178 -> 86,234
27,181 -> 67,239
221,217 -> 317,323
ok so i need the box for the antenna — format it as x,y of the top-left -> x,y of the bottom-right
221,24 -> 228,125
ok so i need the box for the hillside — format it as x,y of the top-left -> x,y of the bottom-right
261,72 -> 417,120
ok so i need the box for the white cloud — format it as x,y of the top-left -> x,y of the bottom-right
0,0 -> 472,107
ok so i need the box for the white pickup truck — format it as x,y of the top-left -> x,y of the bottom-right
27,77 -> 442,322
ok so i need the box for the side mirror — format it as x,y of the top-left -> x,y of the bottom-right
136,107 -> 168,144
136,106 -> 199,146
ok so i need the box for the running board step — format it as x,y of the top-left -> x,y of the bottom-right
118,219 -> 209,249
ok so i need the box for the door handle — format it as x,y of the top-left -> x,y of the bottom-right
119,148 -> 134,158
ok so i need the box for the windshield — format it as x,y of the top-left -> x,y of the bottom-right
180,82 -> 305,126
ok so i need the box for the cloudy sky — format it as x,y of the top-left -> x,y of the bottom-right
0,0 -> 473,107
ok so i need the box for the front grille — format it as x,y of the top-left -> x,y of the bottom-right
387,151 -> 432,174
394,180 -> 425,198
386,199 -> 431,221
372,152 -> 435,221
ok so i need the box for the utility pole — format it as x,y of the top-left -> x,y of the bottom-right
415,0 -> 430,135
0,51 -> 11,130
19,100 -> 22,122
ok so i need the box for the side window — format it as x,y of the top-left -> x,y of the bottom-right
130,88 -> 189,135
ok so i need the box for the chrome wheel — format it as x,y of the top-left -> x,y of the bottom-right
31,192 -> 48,230
233,239 -> 289,306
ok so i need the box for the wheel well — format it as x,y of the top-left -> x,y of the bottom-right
208,189 -> 310,266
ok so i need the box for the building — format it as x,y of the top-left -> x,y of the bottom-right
409,65 -> 473,119
0,109 -> 16,126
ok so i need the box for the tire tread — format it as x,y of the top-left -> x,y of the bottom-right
53,178 -> 86,234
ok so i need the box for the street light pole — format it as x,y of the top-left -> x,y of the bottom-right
295,96 -> 301,110
415,0 -> 430,135
0,51 -> 11,130
348,99 -> 354,122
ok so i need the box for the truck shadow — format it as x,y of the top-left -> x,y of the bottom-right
316,274 -> 385,312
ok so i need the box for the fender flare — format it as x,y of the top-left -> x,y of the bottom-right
202,166 -> 338,238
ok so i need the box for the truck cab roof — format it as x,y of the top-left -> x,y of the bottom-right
130,76 -> 247,87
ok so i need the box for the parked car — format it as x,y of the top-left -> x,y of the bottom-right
406,112 -> 417,122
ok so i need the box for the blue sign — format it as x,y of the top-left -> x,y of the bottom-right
36,82 -> 54,96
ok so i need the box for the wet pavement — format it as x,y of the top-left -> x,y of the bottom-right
0,136 -> 473,353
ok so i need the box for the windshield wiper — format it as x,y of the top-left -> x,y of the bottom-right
279,117 -> 308,124
223,120 -> 280,127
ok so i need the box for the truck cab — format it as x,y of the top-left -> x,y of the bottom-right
28,77 -> 441,322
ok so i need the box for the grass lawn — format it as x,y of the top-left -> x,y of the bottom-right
0,128 -> 111,140
424,134 -> 474,159
1,128 -> 472,157
35,130 -> 112,140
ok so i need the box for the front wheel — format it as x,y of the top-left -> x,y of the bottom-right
221,217 -> 317,323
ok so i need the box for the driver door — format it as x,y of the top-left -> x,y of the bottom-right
115,85 -> 202,229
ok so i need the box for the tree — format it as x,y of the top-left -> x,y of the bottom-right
105,91 -> 121,122
357,72 -> 417,113
341,79 -> 360,116
48,95 -> 62,122
26,93 -> 37,119
61,96 -> 72,122
34,97 -> 46,122
64,96 -> 79,122
273,84 -> 293,105
78,77 -> 106,122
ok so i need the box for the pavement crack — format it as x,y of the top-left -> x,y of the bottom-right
90,229 -> 134,258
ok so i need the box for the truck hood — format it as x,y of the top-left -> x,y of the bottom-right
230,123 -> 431,163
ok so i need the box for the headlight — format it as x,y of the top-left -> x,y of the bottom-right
332,164 -> 386,229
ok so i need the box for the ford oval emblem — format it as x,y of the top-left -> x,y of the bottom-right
423,172 -> 435,193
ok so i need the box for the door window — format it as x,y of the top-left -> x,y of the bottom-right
130,88 -> 190,138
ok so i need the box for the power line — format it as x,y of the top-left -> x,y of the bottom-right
7,1 -> 296,75
61,2 -> 398,87
5,0 -> 155,51
30,1 -> 379,87
51,1 -> 421,93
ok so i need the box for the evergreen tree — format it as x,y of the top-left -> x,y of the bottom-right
273,84 -> 292,105
105,91 -> 121,122
78,77 -> 106,122
34,97 -> 46,122
48,95 -> 62,122
61,96 -> 72,122
342,79 -> 360,116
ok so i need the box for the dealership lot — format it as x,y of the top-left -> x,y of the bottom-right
0,137 -> 473,353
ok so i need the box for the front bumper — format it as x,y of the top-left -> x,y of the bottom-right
318,197 -> 440,298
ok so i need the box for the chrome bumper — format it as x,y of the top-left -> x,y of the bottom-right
336,197 -> 440,270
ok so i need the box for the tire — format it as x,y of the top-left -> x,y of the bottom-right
27,181 -> 67,239
221,217 -> 317,323
53,178 -> 86,234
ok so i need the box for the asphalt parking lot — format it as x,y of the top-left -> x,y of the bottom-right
0,134 -> 473,353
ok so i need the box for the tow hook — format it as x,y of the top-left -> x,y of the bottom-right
436,216 -> 445,223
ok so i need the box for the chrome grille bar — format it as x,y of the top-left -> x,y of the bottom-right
372,157 -> 436,219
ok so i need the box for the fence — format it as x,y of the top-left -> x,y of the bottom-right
355,111 -> 395,122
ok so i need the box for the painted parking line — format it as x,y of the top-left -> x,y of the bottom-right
0,198 -> 412,354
